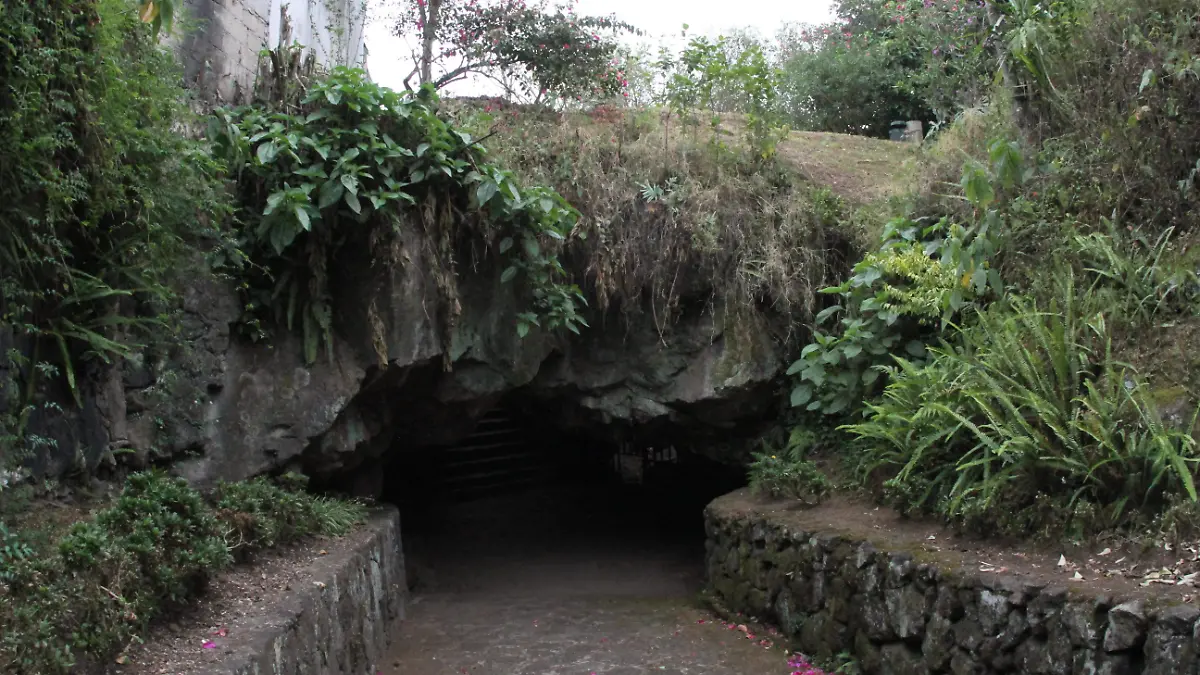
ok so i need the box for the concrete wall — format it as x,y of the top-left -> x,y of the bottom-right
179,0 -> 367,103
705,492 -> 1200,675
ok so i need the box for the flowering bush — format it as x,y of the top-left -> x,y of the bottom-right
394,0 -> 635,104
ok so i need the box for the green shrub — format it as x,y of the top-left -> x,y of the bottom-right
89,472 -> 231,604
748,429 -> 831,504
788,212 -> 1001,415
0,522 -> 32,585
845,277 -> 1200,537
0,471 -> 364,673
214,473 -> 365,555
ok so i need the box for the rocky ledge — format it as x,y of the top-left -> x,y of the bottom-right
705,491 -> 1200,675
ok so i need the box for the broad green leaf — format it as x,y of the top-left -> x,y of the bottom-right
961,163 -> 995,207
318,180 -> 344,209
501,266 -> 518,283
790,384 -> 813,407
803,364 -> 826,386
270,221 -> 297,255
499,237 -> 514,254
477,180 -> 499,205
517,321 -> 530,338
1139,68 -> 1157,93
815,305 -> 842,323
523,238 -> 540,258
416,143 -> 431,157
257,142 -> 279,164
294,205 -> 311,231
344,191 -> 361,214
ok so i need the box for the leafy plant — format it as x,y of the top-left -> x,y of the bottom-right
661,33 -> 789,158
213,67 -> 587,359
0,470 -> 366,673
214,473 -> 365,555
787,141 -> 1016,416
845,276 -> 1200,537
0,522 -> 31,585
747,428 -> 831,504
1072,223 -> 1197,326
0,0 -> 229,467
788,213 -> 1000,414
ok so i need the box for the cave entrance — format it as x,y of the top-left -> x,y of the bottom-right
377,395 -> 745,598
370,395 -> 792,673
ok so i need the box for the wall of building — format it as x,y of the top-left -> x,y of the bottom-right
179,0 -> 367,104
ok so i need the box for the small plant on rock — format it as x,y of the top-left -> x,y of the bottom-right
748,429 -> 831,505
214,473 -> 365,556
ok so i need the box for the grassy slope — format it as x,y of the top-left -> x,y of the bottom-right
455,101 -> 917,333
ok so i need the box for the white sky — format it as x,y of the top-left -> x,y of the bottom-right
362,0 -> 836,94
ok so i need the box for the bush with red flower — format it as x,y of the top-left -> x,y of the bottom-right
394,0 -> 636,104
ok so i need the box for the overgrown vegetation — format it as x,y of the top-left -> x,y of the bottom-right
213,65 -> 588,356
460,110 -> 850,336
765,0 -> 1200,540
0,0 -> 228,468
0,471 -> 365,674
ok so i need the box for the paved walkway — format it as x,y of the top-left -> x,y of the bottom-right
383,486 -> 789,675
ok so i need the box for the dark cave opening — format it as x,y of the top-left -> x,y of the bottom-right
376,394 -> 748,596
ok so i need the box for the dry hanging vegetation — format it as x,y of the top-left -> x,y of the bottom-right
449,102 -> 888,338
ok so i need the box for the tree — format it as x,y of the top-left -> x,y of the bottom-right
394,0 -> 637,103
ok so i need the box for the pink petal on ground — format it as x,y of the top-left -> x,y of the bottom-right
202,640 -> 216,649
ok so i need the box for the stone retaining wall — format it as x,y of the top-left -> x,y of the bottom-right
705,493 -> 1199,675
206,507 -> 405,675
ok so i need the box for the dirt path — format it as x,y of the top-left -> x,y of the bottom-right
384,487 -> 789,675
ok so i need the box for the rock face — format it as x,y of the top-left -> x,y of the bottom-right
21,221 -> 788,486
705,492 -> 1200,675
